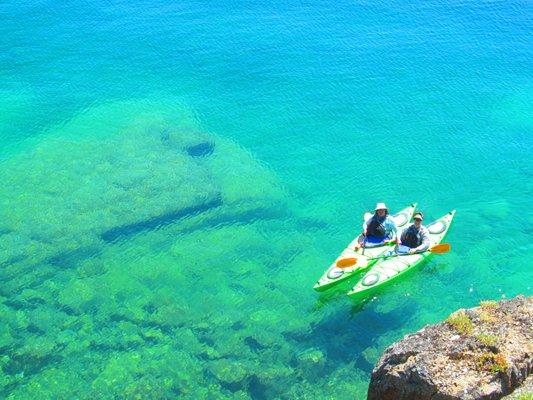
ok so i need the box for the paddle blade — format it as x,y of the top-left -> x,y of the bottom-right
429,243 -> 451,254
336,258 -> 357,268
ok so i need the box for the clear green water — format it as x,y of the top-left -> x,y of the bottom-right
1,0 -> 532,398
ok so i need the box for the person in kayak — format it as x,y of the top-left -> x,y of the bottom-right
354,202 -> 398,249
398,212 -> 430,254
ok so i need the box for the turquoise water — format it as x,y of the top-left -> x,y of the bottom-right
1,0 -> 532,398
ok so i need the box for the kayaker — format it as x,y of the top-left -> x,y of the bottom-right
354,202 -> 398,249
398,212 -> 430,254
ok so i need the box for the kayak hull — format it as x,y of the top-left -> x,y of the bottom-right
347,210 -> 456,300
313,204 -> 417,292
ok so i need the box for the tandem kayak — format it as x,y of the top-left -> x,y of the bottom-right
313,203 -> 417,292
347,210 -> 456,300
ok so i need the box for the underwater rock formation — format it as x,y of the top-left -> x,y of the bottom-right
367,295 -> 532,400
0,207 -> 331,399
0,98 -> 374,400
186,141 -> 215,157
0,99 -> 284,292
1,99 -> 335,399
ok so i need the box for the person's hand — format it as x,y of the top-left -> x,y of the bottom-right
396,240 -> 401,246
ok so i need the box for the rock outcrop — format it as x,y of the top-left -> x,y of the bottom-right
368,296 -> 532,400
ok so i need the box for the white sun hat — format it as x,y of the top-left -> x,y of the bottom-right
375,202 -> 388,211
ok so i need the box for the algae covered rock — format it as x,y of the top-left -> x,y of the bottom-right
368,295 -> 533,400
296,347 -> 326,379
208,359 -> 248,386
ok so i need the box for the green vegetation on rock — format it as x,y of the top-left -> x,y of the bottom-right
446,310 -> 473,335
480,300 -> 498,310
476,333 -> 498,347
476,352 -> 509,374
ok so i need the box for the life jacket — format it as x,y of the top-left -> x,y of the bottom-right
401,225 -> 423,248
366,216 -> 386,238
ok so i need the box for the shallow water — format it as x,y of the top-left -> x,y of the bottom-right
1,0 -> 532,398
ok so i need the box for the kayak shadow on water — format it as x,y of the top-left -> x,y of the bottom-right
307,298 -> 421,374
312,278 -> 362,311
312,273 -> 390,313
349,297 -> 373,314
421,259 -> 455,276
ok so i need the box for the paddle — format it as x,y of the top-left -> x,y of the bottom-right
426,243 -> 451,254
361,235 -> 367,256
338,233 -> 367,268
336,257 -> 358,268
335,243 -> 451,268
369,243 -> 451,260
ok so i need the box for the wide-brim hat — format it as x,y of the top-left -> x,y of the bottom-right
375,202 -> 388,211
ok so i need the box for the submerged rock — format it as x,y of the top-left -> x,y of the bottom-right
0,98 -> 341,400
0,99 -> 285,291
186,141 -> 215,157
368,296 -> 532,400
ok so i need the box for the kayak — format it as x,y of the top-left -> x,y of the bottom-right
347,210 -> 456,299
313,204 -> 417,292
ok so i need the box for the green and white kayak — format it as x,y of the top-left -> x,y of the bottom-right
313,203 -> 417,292
347,210 -> 456,299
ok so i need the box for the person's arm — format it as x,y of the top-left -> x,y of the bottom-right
354,218 -> 370,249
397,228 -> 404,245
388,217 -> 400,243
362,217 -> 370,235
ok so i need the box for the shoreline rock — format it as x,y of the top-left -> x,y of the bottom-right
368,295 -> 532,400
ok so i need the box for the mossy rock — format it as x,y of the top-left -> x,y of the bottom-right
296,348 -> 326,378
4,367 -> 89,400
0,324 -> 15,350
255,364 -> 295,382
446,310 -> 473,335
15,334 -> 57,361
57,279 -> 99,314
26,305 -> 70,335
208,359 -> 248,384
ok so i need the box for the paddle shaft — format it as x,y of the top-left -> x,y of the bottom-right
369,243 -> 450,260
